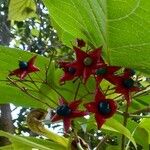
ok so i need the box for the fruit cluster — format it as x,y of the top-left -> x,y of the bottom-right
52,39 -> 140,132
9,39 -> 140,133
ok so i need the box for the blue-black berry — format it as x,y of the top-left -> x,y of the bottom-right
68,67 -> 76,74
96,68 -> 107,75
98,101 -> 111,115
123,78 -> 134,88
56,105 -> 71,116
19,61 -> 28,70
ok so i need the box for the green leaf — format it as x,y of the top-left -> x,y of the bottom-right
103,118 -> 137,149
0,46 -> 51,109
8,0 -> 37,21
0,145 -> 13,150
134,95 -> 150,106
0,46 -> 47,78
139,118 -> 150,144
106,146 -> 120,150
134,127 -> 149,150
0,84 -> 47,109
0,130 -> 54,150
43,0 -> 150,74
114,115 -> 149,149
24,136 -> 67,150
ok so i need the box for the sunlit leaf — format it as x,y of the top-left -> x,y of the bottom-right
43,0 -> 150,74
0,130 -> 53,150
0,46 -> 51,109
139,118 -> 150,144
103,118 -> 137,149
8,0 -> 37,21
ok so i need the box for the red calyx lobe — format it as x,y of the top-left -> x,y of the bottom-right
51,98 -> 88,133
66,46 -> 104,83
9,56 -> 39,80
108,68 -> 139,105
58,61 -> 77,83
84,89 -> 117,128
94,64 -> 120,85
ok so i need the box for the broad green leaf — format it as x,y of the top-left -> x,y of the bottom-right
0,84 -> 47,109
0,130 -> 53,150
128,94 -> 150,113
134,127 -> 149,150
0,46 -> 47,79
81,116 -> 137,148
103,118 -> 137,148
115,115 -> 149,149
24,136 -> 66,150
8,0 -> 36,21
134,95 -> 150,106
43,0 -> 150,74
0,46 -> 52,109
0,145 -> 13,150
139,118 -> 150,144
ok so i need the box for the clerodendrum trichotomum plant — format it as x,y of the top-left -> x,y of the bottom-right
6,38 -> 147,150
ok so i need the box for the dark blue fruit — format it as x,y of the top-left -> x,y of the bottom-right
56,105 -> 71,116
96,68 -> 107,75
19,61 -> 28,70
98,101 -> 111,115
123,78 -> 134,88
68,67 -> 76,74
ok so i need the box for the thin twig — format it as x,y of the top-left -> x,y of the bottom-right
7,77 -> 51,108
131,107 -> 150,114
45,54 -> 54,83
28,74 -> 58,106
95,135 -> 109,150
74,81 -> 81,101
117,110 -> 150,118
35,72 -> 65,99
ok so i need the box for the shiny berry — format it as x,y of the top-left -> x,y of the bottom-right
83,57 -> 93,66
96,68 -> 107,75
98,101 -> 111,115
56,105 -> 71,116
68,67 -> 76,74
19,61 -> 28,70
123,78 -> 134,88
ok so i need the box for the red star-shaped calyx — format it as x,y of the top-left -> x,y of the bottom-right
9,56 -> 40,80
58,61 -> 77,83
51,98 -> 88,133
84,89 -> 117,128
94,64 -> 120,85
67,46 -> 104,83
108,68 -> 140,105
